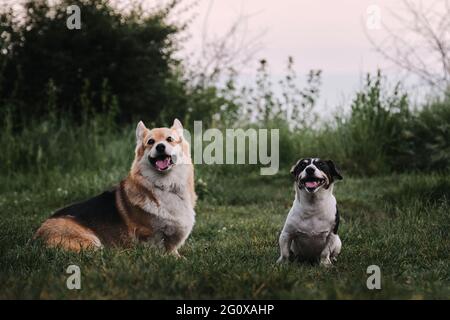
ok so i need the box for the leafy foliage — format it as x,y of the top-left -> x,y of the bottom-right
405,95 -> 450,171
237,58 -> 321,129
0,0 -> 183,123
0,1 -> 448,176
333,72 -> 411,175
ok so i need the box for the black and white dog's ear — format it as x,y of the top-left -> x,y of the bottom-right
326,160 -> 343,180
290,159 -> 304,178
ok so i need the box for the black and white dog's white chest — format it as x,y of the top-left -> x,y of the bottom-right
289,201 -> 339,259
297,204 -> 340,235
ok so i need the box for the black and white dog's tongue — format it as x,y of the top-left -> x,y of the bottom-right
305,181 -> 319,188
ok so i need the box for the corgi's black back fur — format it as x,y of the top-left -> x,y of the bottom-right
51,188 -> 127,245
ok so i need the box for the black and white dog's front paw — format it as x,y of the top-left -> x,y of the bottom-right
276,256 -> 289,264
320,256 -> 333,267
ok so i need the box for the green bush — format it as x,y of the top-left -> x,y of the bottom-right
267,72 -> 414,176
329,72 -> 411,175
0,0 -> 184,123
405,95 -> 450,171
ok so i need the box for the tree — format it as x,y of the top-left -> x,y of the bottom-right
0,0 -> 185,123
367,0 -> 450,93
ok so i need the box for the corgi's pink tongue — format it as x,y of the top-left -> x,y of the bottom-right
155,157 -> 170,170
305,181 -> 319,188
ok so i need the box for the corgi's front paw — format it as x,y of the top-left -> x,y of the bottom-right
168,249 -> 186,260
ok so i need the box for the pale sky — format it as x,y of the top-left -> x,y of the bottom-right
181,0 -> 430,110
2,0 -> 440,110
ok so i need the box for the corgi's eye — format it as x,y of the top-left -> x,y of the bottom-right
147,138 -> 155,145
166,136 -> 173,143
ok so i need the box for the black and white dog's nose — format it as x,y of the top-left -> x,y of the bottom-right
156,143 -> 166,153
305,167 -> 315,175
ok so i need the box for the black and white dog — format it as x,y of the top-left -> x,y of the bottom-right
277,158 -> 343,266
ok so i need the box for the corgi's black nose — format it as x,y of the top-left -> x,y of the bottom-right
156,143 -> 166,153
306,167 -> 315,175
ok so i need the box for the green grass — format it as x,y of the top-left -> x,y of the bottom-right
0,165 -> 448,299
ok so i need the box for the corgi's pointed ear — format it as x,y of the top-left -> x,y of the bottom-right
172,118 -> 184,137
136,121 -> 147,143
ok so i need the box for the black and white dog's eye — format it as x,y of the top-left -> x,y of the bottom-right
167,136 -> 173,143
147,138 -> 155,145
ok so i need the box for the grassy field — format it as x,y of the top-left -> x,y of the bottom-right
0,164 -> 448,299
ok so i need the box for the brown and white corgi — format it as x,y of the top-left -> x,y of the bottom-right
34,119 -> 196,257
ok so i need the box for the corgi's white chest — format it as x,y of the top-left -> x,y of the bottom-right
141,186 -> 195,235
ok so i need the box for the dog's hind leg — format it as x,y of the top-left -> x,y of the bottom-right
321,233 -> 341,266
34,217 -> 102,252
330,234 -> 342,262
